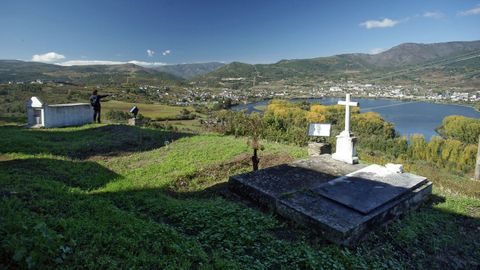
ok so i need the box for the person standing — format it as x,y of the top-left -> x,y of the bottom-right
89,90 -> 109,123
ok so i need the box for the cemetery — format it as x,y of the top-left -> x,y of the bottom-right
229,94 -> 432,245
26,96 -> 92,128
1,94 -> 478,269
1,2 -> 479,267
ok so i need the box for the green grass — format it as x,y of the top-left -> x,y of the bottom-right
102,100 -> 197,119
1,124 -> 479,269
165,119 -> 205,133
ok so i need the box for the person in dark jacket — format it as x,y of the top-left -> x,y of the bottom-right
89,90 -> 109,123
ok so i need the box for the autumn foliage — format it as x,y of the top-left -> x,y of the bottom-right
210,100 -> 479,173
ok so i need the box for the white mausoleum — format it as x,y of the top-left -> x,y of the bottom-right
26,96 -> 92,128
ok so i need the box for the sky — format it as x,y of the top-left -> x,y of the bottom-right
1,0 -> 479,65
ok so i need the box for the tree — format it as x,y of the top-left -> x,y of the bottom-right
408,134 -> 427,160
426,136 -> 444,164
352,112 -> 396,139
437,115 -> 480,144
306,104 -> 327,123
441,139 -> 463,168
459,144 -> 477,172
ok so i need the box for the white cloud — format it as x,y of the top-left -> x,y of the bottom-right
59,60 -> 125,66
127,60 -> 166,66
423,11 -> 444,19
57,60 -> 166,67
360,18 -> 399,29
146,49 -> 155,57
458,5 -> 480,16
32,52 -> 66,62
370,48 -> 385,54
162,49 -> 171,56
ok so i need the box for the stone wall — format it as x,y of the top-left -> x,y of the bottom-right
43,104 -> 92,128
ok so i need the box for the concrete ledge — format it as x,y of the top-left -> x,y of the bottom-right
228,155 -> 432,246
277,181 -> 432,246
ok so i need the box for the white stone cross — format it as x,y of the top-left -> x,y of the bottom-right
337,94 -> 358,135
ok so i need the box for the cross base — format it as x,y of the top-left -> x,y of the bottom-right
332,133 -> 358,164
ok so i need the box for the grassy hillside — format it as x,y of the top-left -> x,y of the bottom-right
1,124 -> 479,269
102,100 -> 197,119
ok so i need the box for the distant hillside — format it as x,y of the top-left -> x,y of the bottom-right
2,40 -> 479,87
0,60 -> 61,82
0,60 -> 183,85
153,62 -> 225,79
197,40 -> 480,85
368,41 -> 480,66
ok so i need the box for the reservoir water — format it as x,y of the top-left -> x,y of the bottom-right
232,98 -> 480,139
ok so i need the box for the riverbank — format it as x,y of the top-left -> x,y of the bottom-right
231,97 -> 480,140
236,95 -> 480,112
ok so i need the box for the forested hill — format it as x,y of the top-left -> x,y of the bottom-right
153,62 -> 225,79
2,40 -> 479,86
0,60 -> 183,85
196,40 -> 480,85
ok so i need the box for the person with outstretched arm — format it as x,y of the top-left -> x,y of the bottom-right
89,90 -> 109,123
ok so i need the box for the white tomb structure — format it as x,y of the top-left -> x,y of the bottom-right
26,97 -> 92,128
332,94 -> 359,164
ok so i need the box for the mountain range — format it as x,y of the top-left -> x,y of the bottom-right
0,40 -> 479,87
198,40 -> 480,87
0,60 -> 181,85
0,61 -> 225,84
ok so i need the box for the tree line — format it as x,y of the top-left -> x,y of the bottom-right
206,99 -> 479,173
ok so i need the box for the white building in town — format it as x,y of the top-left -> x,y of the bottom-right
26,96 -> 92,128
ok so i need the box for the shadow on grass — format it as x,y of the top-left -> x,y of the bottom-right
1,153 -> 479,269
0,124 -> 193,159
1,131 -> 479,270
0,157 -> 121,191
0,157 -> 207,269
94,183 -> 480,269
0,116 -> 26,125
117,156 -> 480,269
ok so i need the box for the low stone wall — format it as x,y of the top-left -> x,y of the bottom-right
43,104 -> 92,128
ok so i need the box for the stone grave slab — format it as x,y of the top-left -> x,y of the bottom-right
229,155 -> 432,246
312,165 -> 428,214
229,155 -> 366,210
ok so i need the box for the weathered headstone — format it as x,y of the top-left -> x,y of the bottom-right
308,123 -> 331,137
307,123 -> 331,156
332,94 -> 359,164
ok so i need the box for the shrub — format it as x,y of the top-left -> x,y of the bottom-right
437,115 -> 480,144
105,110 -> 130,122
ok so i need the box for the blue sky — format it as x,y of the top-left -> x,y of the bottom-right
1,0 -> 479,65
